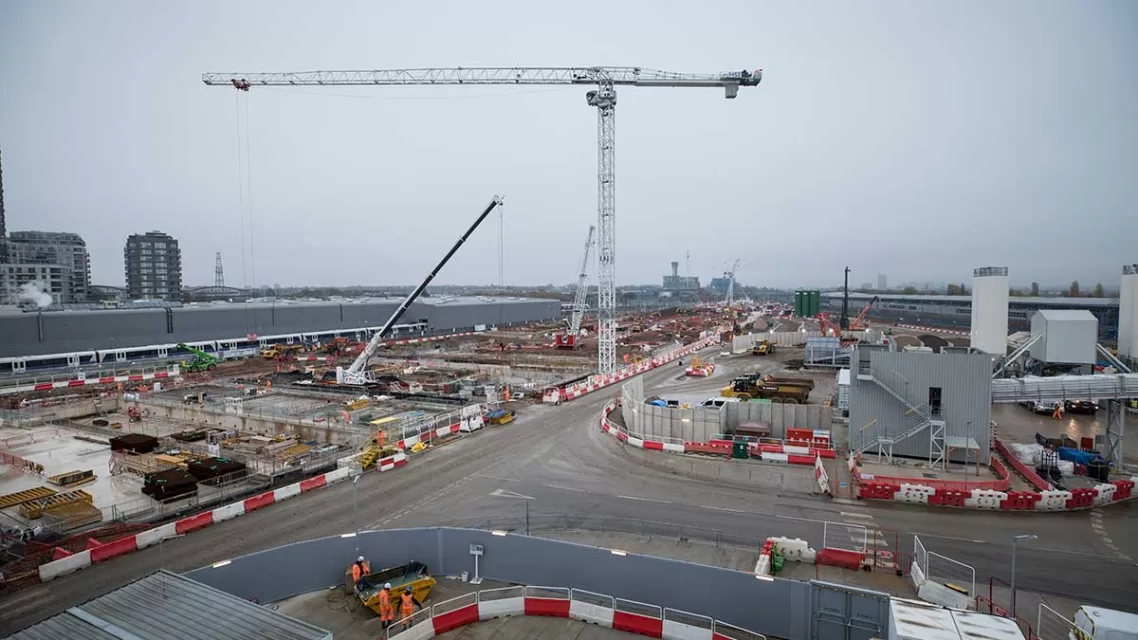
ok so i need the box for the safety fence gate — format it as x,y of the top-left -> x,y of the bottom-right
1036,603 -> 1076,640
811,581 -> 889,640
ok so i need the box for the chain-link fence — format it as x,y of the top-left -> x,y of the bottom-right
823,521 -> 868,553
926,550 -> 976,598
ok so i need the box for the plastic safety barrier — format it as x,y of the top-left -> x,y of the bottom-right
243,491 -> 276,512
38,549 -> 91,581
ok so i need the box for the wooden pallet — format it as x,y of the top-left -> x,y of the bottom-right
19,490 -> 94,519
44,501 -> 103,531
47,469 -> 97,488
0,486 -> 57,509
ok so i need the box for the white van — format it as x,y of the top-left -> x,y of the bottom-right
1072,606 -> 1138,640
699,397 -> 740,409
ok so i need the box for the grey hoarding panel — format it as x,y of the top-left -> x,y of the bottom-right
185,527 -> 811,640
811,581 -> 888,640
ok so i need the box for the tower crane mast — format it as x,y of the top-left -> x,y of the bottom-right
205,66 -> 762,374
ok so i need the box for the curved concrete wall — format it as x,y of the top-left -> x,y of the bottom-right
183,527 -> 820,640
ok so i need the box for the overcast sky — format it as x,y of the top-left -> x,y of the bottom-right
1,1 -> 1135,291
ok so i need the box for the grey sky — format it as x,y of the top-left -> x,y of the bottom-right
1,1 -> 1135,290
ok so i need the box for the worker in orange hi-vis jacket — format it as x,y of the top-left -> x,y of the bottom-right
400,586 -> 416,629
350,556 -> 371,589
377,582 -> 394,628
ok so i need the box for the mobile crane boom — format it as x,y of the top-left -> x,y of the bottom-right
205,65 -> 761,375
569,225 -> 596,336
338,196 -> 504,385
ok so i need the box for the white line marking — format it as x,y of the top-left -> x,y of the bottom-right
703,505 -> 747,514
541,483 -> 588,494
841,512 -> 875,520
490,488 -> 535,500
617,495 -> 673,504
475,473 -> 519,482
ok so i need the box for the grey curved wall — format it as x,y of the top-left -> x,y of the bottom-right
183,527 -> 822,640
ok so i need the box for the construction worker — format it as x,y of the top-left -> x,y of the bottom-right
400,585 -> 416,629
377,582 -> 394,628
351,556 -> 371,590
1052,402 -> 1063,420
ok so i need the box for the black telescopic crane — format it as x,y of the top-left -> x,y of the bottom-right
338,196 -> 504,385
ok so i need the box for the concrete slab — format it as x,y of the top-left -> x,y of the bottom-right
857,459 -> 999,484
993,403 -> 1138,465
0,425 -> 147,516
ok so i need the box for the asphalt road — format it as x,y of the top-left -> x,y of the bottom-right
2,350 -> 1136,634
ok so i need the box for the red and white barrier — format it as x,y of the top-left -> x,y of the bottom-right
382,584 -> 761,640
546,336 -> 720,404
814,456 -> 831,496
38,467 -> 354,582
378,451 -> 409,472
600,402 -> 833,469
849,452 -> 1138,513
893,324 -> 969,336
1,367 -> 179,397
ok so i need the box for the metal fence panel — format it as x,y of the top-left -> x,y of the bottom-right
926,551 -> 976,597
1036,603 -> 1075,640
823,521 -> 868,553
811,581 -> 888,640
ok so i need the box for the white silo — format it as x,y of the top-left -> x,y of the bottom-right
970,266 -> 1010,356
1120,264 -> 1138,360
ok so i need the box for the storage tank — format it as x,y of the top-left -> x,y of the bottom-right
1120,264 -> 1138,360
970,266 -> 1009,356
808,290 -> 821,317
794,290 -> 805,317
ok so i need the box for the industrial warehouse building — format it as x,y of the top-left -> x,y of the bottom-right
0,296 -> 561,357
821,291 -> 1120,341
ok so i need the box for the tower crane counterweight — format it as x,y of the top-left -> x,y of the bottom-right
204,66 -> 762,374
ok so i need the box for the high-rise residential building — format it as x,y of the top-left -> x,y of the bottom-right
6,231 -> 91,302
877,273 -> 888,290
124,231 -> 182,300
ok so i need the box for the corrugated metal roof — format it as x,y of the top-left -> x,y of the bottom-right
6,571 -> 331,640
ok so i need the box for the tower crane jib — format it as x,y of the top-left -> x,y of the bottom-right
204,66 -> 762,374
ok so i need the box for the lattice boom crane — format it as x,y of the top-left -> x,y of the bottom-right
558,225 -> 596,349
204,66 -> 762,374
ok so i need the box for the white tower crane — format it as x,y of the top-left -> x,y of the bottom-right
558,225 -> 596,349
724,258 -> 742,307
204,66 -> 762,374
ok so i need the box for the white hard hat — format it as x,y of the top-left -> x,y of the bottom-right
384,582 -> 392,589
357,556 -> 364,562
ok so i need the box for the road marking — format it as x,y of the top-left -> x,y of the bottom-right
475,473 -> 519,482
841,511 -> 875,520
702,505 -> 747,514
541,483 -> 588,494
490,488 -> 535,500
617,495 -> 672,504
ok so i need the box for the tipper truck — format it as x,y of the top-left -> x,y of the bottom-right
720,377 -> 810,404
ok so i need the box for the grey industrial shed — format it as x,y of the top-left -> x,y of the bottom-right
0,296 -> 561,357
5,570 -> 331,640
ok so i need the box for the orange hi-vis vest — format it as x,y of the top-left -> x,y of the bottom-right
378,589 -> 393,620
352,560 -> 369,583
401,592 -> 415,616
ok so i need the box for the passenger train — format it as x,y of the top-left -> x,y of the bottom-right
0,321 -> 430,376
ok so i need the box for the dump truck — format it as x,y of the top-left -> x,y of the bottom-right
261,344 -> 305,359
347,561 -> 437,617
762,374 -> 815,392
751,340 -> 776,356
720,378 -> 810,404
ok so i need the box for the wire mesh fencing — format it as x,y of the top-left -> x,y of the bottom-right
1035,603 -> 1076,640
823,521 -> 868,553
926,550 -> 976,598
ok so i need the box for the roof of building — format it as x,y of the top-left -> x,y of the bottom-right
1034,309 -> 1098,321
821,291 -> 1118,308
8,570 -> 331,640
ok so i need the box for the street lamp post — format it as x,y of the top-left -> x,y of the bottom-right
352,475 -> 360,535
1010,534 -> 1037,616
